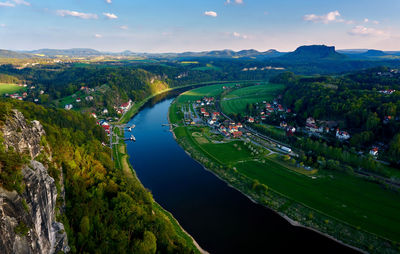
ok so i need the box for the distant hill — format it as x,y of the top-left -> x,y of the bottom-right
25,48 -> 103,57
360,50 -> 387,57
0,49 -> 34,59
340,49 -> 400,59
280,45 -> 346,61
176,49 -> 283,59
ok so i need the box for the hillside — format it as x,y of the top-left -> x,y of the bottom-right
25,48 -> 103,57
0,49 -> 34,59
280,45 -> 346,61
0,100 -> 199,253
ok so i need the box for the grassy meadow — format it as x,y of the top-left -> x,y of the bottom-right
0,83 -> 23,95
221,83 -> 284,115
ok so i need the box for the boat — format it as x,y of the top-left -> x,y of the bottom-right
128,127 -> 132,132
130,135 -> 136,141
131,124 -> 136,129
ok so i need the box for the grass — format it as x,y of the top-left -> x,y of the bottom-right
0,83 -> 23,95
221,83 -> 284,115
254,124 -> 286,137
235,160 -> 400,242
192,64 -> 221,72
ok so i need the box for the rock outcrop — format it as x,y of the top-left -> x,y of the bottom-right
2,110 -> 45,159
0,110 -> 69,254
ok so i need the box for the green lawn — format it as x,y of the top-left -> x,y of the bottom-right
235,160 -> 400,242
201,141 -> 253,164
177,83 -> 234,104
221,83 -> 284,115
0,83 -> 23,95
254,124 -> 286,137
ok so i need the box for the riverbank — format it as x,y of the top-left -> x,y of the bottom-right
168,91 -> 400,254
111,126 -> 205,254
118,80 -> 245,124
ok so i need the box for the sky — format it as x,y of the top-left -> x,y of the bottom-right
0,0 -> 400,53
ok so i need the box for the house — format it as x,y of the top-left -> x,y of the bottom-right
40,90 -> 45,95
261,115 -> 266,120
336,129 -> 350,140
120,100 -> 132,111
34,98 -> 39,102
65,104 -> 73,110
280,122 -> 287,128
306,117 -> 315,125
200,108 -> 206,114
248,117 -> 254,123
208,119 -> 215,125
102,108 -> 109,115
278,105 -> 284,112
76,98 -> 81,103
233,131 -> 243,138
219,125 -> 227,132
90,113 -> 97,119
85,96 -> 94,101
370,147 -> 379,156
236,122 -> 243,128
204,112 -> 210,117
286,108 -> 292,113
266,107 -> 274,113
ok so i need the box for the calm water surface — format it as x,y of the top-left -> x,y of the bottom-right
125,93 -> 359,254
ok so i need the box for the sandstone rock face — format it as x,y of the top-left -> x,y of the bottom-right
2,110 -> 45,159
0,110 -> 69,254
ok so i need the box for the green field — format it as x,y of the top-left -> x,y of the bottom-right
221,83 -> 284,115
192,64 -> 221,72
0,83 -> 23,95
235,160 -> 400,242
176,83 -> 235,104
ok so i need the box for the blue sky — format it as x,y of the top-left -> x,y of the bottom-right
0,0 -> 399,52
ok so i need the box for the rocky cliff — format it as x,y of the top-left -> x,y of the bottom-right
0,110 -> 69,254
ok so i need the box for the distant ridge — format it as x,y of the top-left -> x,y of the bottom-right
0,49 -> 34,59
24,48 -> 103,57
280,45 -> 346,60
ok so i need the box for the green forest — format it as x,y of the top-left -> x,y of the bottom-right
0,99 -> 197,254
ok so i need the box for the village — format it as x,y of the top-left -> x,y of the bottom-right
182,93 -> 386,159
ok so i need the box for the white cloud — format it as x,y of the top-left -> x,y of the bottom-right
105,0 -> 112,3
12,0 -> 29,6
0,1 -> 15,7
232,31 -> 248,39
120,25 -> 128,30
103,12 -> 118,19
226,0 -> 243,4
364,18 -> 380,25
94,34 -> 103,38
57,10 -> 98,19
204,11 -> 217,17
303,10 -> 343,24
349,25 -> 387,37
0,24 -> 6,27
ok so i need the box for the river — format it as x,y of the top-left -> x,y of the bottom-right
125,91 -> 359,254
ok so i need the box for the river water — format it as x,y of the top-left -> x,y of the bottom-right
125,91 -> 358,254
